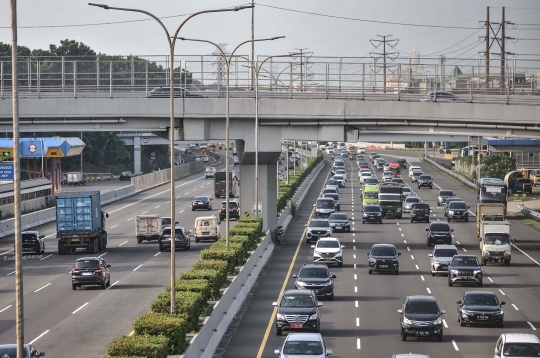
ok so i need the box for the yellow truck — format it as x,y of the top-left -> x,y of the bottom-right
530,170 -> 540,187
362,184 -> 379,206
476,203 -> 506,238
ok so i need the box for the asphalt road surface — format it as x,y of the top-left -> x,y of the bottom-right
60,179 -> 133,194
221,152 -> 540,358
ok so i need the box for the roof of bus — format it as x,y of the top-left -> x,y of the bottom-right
388,163 -> 400,168
478,178 -> 505,184
363,185 -> 380,192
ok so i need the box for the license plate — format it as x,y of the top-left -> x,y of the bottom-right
478,316 -> 488,320
198,202 -> 204,204
82,272 -> 92,276
71,239 -> 80,242
203,232 -> 209,235
416,331 -> 429,336
291,324 -> 303,329
379,265 -> 388,268
335,226 -> 342,229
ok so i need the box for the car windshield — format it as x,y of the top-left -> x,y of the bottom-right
362,172 -> 372,177
283,341 -> 323,355
419,175 -> 431,180
405,197 -> 420,203
404,301 -> 439,314
464,293 -> 499,306
310,220 -> 329,228
327,180 -> 339,186
221,202 -> 238,208
324,194 -> 339,201
299,268 -> 329,279
413,171 -> 422,176
333,175 -> 344,180
317,200 -> 334,209
22,233 -> 38,242
318,240 -> 340,248
449,202 -> 468,209
392,179 -> 404,183
365,206 -> 381,213
413,204 -> 429,211
384,171 -> 393,176
371,246 -> 396,256
194,196 -> 208,201
440,191 -> 453,196
434,249 -> 458,258
503,343 -> 540,357
334,162 -> 345,167
402,188 -> 411,193
161,228 -> 185,237
336,170 -> 346,175
330,214 -> 348,220
452,256 -> 480,266
365,178 -> 379,184
162,218 -> 172,226
364,192 -> 378,199
281,295 -> 315,307
76,260 -> 99,269
485,233 -> 510,245
430,223 -> 450,231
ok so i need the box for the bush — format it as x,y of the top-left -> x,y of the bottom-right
108,335 -> 169,358
179,269 -> 226,300
237,216 -> 263,235
212,241 -> 246,265
151,291 -> 203,332
193,259 -> 229,275
166,278 -> 211,303
201,247 -> 237,273
228,226 -> 260,249
133,313 -> 188,354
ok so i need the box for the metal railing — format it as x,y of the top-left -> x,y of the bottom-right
518,204 -> 540,222
0,55 -> 539,105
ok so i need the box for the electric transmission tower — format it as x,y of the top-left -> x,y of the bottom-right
291,48 -> 313,91
370,35 -> 399,93
212,44 -> 230,88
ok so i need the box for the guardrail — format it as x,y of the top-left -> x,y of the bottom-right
423,155 -> 476,189
518,204 -> 540,222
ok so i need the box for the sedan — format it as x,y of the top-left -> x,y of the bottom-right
401,187 -> 412,199
191,195 -> 212,211
437,189 -> 454,206
403,196 -> 421,213
363,204 -> 383,224
411,171 -> 423,183
367,243 -> 400,274
382,171 -> 394,183
391,178 -> 405,187
420,90 -> 470,102
274,332 -> 331,357
360,172 -> 374,183
328,213 -> 351,232
457,291 -> 505,327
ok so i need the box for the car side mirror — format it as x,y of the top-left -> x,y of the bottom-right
106,264 -> 111,268
366,252 -> 370,256
311,245 -> 316,249
428,254 -> 433,257
175,222 -> 179,225
397,309 -> 403,314
441,310 -> 446,314
341,245 -> 345,249
317,302 -> 324,307
272,302 -> 278,306
326,350 -> 333,356
313,204 -> 316,207
274,349 -> 280,355
40,235 -> 45,239
501,301 -> 506,305
331,274 -> 336,279
106,213 -> 109,219
451,229 -> 454,232
457,300 -> 462,305
425,228 -> 429,231
292,274 -> 298,278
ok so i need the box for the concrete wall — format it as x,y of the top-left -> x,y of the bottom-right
0,195 -> 55,218
131,161 -> 204,192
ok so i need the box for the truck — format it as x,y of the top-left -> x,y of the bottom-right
531,170 -> 540,186
476,203 -> 506,237
214,170 -> 239,198
136,214 -> 162,244
67,172 -> 86,186
479,221 -> 511,266
378,183 -> 403,219
56,191 -> 108,255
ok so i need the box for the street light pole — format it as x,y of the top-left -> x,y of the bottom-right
89,2 -> 251,315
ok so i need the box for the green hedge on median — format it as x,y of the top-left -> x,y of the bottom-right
166,278 -> 211,303
133,313 -> 188,354
151,291 -> 203,332
200,247 -> 237,274
193,259 -> 229,276
107,335 -> 169,358
179,268 -> 226,300
229,225 -> 260,249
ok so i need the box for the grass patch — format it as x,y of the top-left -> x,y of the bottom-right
512,212 -> 540,231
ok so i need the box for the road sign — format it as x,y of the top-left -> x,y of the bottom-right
151,152 -> 155,156
0,163 -> 14,180
252,202 -> 262,215
28,144 -> 37,153
143,138 -> 148,144
2,150 -> 10,157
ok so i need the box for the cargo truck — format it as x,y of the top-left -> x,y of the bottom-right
56,191 -> 108,255
136,214 -> 162,244
214,170 -> 239,198
476,203 -> 506,237
378,183 -> 403,219
67,172 -> 86,186
479,221 -> 511,266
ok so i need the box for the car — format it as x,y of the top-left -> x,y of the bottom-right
429,244 -> 459,276
205,167 -> 216,179
363,177 -> 380,186
398,295 -> 445,342
408,166 -> 422,178
418,175 -> 433,189
360,171 -> 374,183
193,154 -> 201,162
273,290 -> 323,335
233,156 -> 239,166
437,189 -> 454,206
323,187 -> 338,197
274,332 -> 331,357
194,215 -> 220,243
440,146 -> 451,154
0,344 -> 45,358
384,163 -> 391,172
148,86 -> 202,98
119,171 -> 132,181
410,203 -> 430,223
391,178 -> 405,187
445,201 -> 470,222
219,200 -> 240,221
191,195 -> 212,211
420,90 -> 469,103
401,187 -> 412,199
457,291 -> 505,327
61,174 -> 68,185
363,204 -> 383,224
411,170 -> 423,183
426,222 -> 453,246
356,147 -> 366,154
323,193 -> 341,211
332,175 -> 346,188
331,162 -> 345,174
328,213 -> 350,232
334,168 -> 347,178
382,171 -> 395,183
340,150 -> 348,157
367,243 -> 400,274
314,197 -> 336,218
293,264 -> 336,300
494,333 -> 540,358
312,237 -> 344,267
443,197 -> 463,209
376,162 -> 385,171
21,231 -> 45,254
397,158 -> 408,169
305,219 -> 332,244
403,196 -> 421,213
448,254 -> 483,287
71,256 -> 111,290
158,226 -> 191,252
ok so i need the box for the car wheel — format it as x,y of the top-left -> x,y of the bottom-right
465,216 -> 469,222
438,333 -> 443,342
72,284 -> 77,291
410,218 -> 414,223
195,238 -> 200,243
316,322 -> 320,333
430,186 -> 433,189
427,240 -> 432,247
276,328 -> 281,336
460,318 -> 465,327
362,221 -> 365,224
192,208 -> 195,211
137,239 -> 142,244
106,277 -> 111,287
401,330 -> 407,341
101,280 -> 106,289
394,269 -> 399,275
328,294 -> 334,301
431,271 -> 435,276
305,238 -> 310,244
159,245 -> 164,252
504,259 -> 510,266
41,244 -> 45,254
338,262 -> 343,268
379,220 -> 383,224
448,279 -> 453,287
478,280 -> 483,287
447,217 -> 451,222
368,270 -> 372,275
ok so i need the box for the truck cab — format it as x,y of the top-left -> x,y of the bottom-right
479,221 -> 511,266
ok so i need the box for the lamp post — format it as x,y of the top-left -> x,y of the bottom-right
89,2 -> 252,315
177,36 -> 284,246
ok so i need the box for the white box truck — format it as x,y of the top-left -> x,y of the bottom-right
136,214 -> 162,244
479,221 -> 511,266
67,172 -> 86,186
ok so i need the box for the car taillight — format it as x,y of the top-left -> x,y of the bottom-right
94,269 -> 103,273
71,266 -> 80,274
233,206 -> 239,211
205,201 -> 209,204
192,201 -> 196,205
220,207 -> 225,211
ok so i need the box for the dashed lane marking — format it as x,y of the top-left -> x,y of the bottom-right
72,302 -> 89,314
6,271 -> 15,276
421,276 -> 425,281
528,322 -> 537,331
355,287 -> 358,293
107,280 -> 119,290
407,247 -> 410,251
426,288 -> 431,294
119,241 -> 128,246
411,255 -> 415,260
512,304 -> 519,311
0,305 -> 12,313
357,338 -> 361,350
443,319 -> 448,328
356,318 -> 360,326
154,252 -> 161,257
355,301 -> 358,308
98,252 -> 108,258
142,211 -> 148,214
127,217 -> 134,221
452,340 -> 459,351
488,277 -> 494,283
415,265 -> 419,270
133,264 -> 143,271
110,224 -> 119,229
40,254 -> 53,261
34,283 -> 51,292
499,289 -> 506,296
29,330 -> 50,345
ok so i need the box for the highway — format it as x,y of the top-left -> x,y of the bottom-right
221,152 -> 540,358
60,179 -> 133,194
0,156 -> 238,357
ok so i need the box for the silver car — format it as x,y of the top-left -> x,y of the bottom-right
274,332 -> 332,357
401,187 -> 412,199
382,171 -> 394,183
420,91 -> 470,103
429,244 -> 458,276
403,196 -> 421,213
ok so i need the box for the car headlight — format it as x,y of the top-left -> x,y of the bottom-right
309,314 -> 318,320
314,251 -> 322,257
461,310 -> 474,316
474,269 -> 483,275
322,280 -> 332,286
369,258 -> 376,263
329,223 -> 335,227
435,317 -> 442,325
277,313 -> 286,320
403,317 -> 412,325
495,310 -> 504,315
334,251 -> 343,257
449,211 -> 455,215
504,251 -> 511,256
296,281 -> 306,288
450,269 -> 458,274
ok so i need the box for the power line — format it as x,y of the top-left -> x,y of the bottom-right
422,30 -> 483,57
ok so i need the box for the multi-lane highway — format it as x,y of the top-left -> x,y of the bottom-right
221,152 -> 540,358
0,156 -> 238,357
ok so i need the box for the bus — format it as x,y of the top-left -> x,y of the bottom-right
362,185 -> 379,206
388,163 -> 401,178
476,178 -> 507,213
214,170 -> 239,198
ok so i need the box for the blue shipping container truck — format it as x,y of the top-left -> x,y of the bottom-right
56,191 -> 108,255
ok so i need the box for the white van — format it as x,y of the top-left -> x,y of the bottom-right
409,166 -> 422,179
194,216 -> 220,243
326,146 -> 335,155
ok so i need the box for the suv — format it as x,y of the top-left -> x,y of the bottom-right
428,244 -> 459,276
293,264 -> 336,300
403,196 -> 421,213
411,170 -> 423,183
437,189 -> 454,206
457,291 -> 505,327
191,196 -> 212,211
328,213 -> 350,232
325,180 -> 340,192
363,204 -> 383,224
205,167 -> 216,179
398,295 -> 445,342
219,200 -> 240,221
158,226 -> 191,252
312,237 -> 344,267
418,175 -> 433,189
71,257 -> 111,290
367,244 -> 401,274
445,201 -> 469,222
410,203 -> 430,223
443,197 -> 463,209
273,289 -> 322,335
426,222 -> 453,246
448,254 -> 483,287
323,193 -> 340,211
119,171 -> 132,181
494,334 -> 540,358
397,158 -> 407,169
21,231 -> 45,254
305,219 -> 332,244
274,332 -> 331,357
314,198 -> 335,218
0,344 -> 45,358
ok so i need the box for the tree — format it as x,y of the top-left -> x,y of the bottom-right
480,152 -> 516,179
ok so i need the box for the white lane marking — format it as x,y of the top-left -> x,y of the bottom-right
0,249 -> 14,256
110,224 -> 119,229
452,340 -> 459,351
185,192 -> 189,195
166,200 -> 170,203
72,302 -> 89,314
352,233 -> 355,237
410,255 -> 415,260
499,289 -> 506,296
29,330 -> 50,345
397,222 -> 400,226
456,241 -> 460,245
437,218 -> 440,221
6,271 -> 15,276
107,280 -> 120,290
357,338 -> 361,349
133,264 -> 143,271
354,286 -> 358,293
355,301 -> 358,308
421,276 -> 425,281
353,239 -> 355,243
401,234 -> 404,237
127,217 -> 134,221
353,246 -> 356,250
192,189 -> 197,192
119,241 -> 128,246
443,319 -> 448,328
0,305 -> 12,313
528,322 -> 537,331
407,247 -> 410,251
154,205 -> 160,208
180,210 -> 185,213
488,277 -> 494,283
403,239 -> 407,243
468,210 -> 476,217
415,265 -> 419,270
398,228 -> 402,231
98,252 -> 108,258
353,254 -> 356,259
512,304 -> 519,311
154,252 -> 161,257
40,254 -> 53,261
512,243 -> 540,267
354,264 -> 357,269
356,317 -> 360,326
142,211 -> 148,214
354,274 -> 357,280
462,248 -> 468,253
34,283 -> 51,292
426,288 -> 431,294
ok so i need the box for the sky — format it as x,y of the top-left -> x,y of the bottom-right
0,0 -> 539,63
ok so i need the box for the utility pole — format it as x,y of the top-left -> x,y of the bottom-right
292,48 -> 312,91
370,35 -> 399,93
251,0 -> 255,90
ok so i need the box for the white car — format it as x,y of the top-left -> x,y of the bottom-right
333,175 -> 346,187
312,237 -> 344,267
360,171 -> 374,183
358,168 -> 371,178
325,147 -> 335,154
204,167 -> 216,179
334,169 -> 347,178
403,196 -> 421,213
233,156 -> 239,166
202,155 -> 209,163
409,166 -> 422,179
357,147 -> 366,154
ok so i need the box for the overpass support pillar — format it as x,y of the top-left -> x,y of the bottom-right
133,136 -> 141,173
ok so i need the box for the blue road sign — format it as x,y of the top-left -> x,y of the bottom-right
0,163 -> 14,180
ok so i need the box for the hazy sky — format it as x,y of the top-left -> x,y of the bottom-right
1,0 -> 539,61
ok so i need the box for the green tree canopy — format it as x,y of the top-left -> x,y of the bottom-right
480,152 -> 516,179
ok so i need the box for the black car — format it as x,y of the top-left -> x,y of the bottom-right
21,231 -> 45,254
445,201 -> 470,222
148,86 -> 202,98
119,171 -> 132,181
397,158 -> 407,169
440,146 -> 451,154
399,295 -> 445,342
418,175 -> 433,189
443,197 -> 463,209
273,289 -> 323,335
0,344 -> 45,358
323,193 -> 341,211
219,200 -> 240,221
426,222 -> 453,246
191,195 -> 212,211
448,255 -> 483,287
457,291 -> 505,327
437,189 -> 454,206
362,204 -> 383,224
367,244 -> 401,275
410,203 -> 430,223
71,257 -> 111,290
293,264 -> 336,301
158,226 -> 191,251
328,213 -> 351,232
